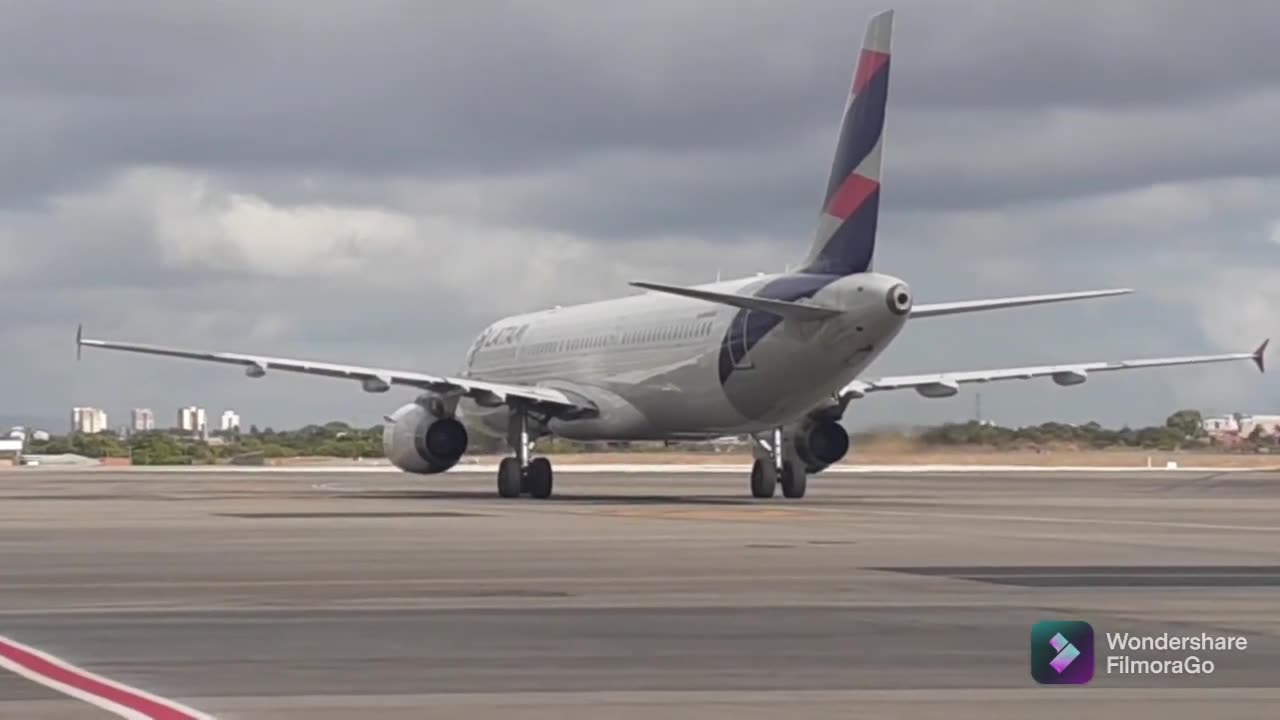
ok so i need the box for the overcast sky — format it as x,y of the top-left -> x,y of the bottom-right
5,0 -> 1279,432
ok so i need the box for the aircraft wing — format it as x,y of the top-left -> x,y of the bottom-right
910,288 -> 1133,318
76,326 -> 592,415
841,340 -> 1268,400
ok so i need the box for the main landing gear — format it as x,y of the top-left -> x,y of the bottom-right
750,427 -> 807,499
497,407 -> 555,499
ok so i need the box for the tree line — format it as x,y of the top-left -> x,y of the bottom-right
23,409 -> 1268,464
915,409 -> 1271,451
26,421 -> 590,465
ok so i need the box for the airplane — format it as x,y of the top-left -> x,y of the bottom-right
77,9 -> 1267,500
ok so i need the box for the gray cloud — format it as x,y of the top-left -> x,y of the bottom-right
4,0 -> 1280,432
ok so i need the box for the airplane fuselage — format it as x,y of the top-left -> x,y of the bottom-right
458,271 -> 911,441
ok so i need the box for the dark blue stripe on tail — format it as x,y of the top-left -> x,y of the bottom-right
801,52 -> 890,277
718,274 -> 840,384
823,59 -> 890,207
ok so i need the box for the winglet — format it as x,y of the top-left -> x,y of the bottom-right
75,323 -> 83,361
1254,338 -> 1269,373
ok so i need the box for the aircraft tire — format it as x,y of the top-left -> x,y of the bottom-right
497,457 -> 523,498
780,460 -> 807,499
526,457 -> 554,499
750,459 -> 777,498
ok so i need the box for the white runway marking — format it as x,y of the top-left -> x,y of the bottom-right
849,508 -> 1280,533
49,463 -> 1280,473
0,635 -> 214,719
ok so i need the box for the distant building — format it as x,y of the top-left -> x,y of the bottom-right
9,428 -> 49,443
131,408 -> 156,432
0,438 -> 21,466
177,406 -> 207,433
220,410 -> 241,432
709,435 -> 747,452
1203,413 -> 1280,441
1240,414 -> 1280,437
71,407 -> 108,434
1202,415 -> 1240,435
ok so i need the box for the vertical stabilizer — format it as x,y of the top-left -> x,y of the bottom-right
800,9 -> 893,276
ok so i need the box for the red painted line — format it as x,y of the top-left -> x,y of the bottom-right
0,635 -> 212,719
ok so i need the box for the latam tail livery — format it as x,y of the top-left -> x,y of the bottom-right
78,10 -> 1266,499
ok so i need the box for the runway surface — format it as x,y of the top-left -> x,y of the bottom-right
2,466 -> 1280,718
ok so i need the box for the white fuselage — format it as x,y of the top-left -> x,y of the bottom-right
457,271 -> 910,441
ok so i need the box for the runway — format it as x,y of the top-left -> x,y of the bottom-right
2,467 -> 1279,718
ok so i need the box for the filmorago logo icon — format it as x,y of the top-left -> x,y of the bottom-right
1031,621 -> 1095,685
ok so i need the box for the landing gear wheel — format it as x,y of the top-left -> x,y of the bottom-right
750,459 -> 777,498
497,457 -> 523,498
526,457 -> 554,499
780,460 -> 807,499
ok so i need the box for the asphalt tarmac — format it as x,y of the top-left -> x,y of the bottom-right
2,466 -> 1279,718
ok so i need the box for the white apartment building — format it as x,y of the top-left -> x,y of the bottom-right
131,408 -> 156,432
178,406 -> 207,433
70,407 -> 108,434
220,410 -> 241,432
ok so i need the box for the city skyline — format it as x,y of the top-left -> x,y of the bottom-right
44,405 -> 247,436
20,404 -> 1280,438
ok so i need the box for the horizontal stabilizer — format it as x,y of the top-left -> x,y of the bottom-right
910,288 -> 1133,319
629,281 -> 842,322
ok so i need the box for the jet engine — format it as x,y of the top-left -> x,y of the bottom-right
791,416 -> 851,474
382,398 -> 469,474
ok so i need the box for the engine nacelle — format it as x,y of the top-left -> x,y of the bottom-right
916,379 -> 959,398
1052,369 -> 1088,386
382,400 -> 469,474
791,417 -> 851,474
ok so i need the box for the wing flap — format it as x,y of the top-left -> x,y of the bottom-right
842,340 -> 1267,400
77,332 -> 588,413
629,281 -> 842,322
910,288 -> 1133,318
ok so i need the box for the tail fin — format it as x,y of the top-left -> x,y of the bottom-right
800,9 -> 893,276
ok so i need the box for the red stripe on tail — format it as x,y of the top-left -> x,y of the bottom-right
824,173 -> 880,220
851,49 -> 889,95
